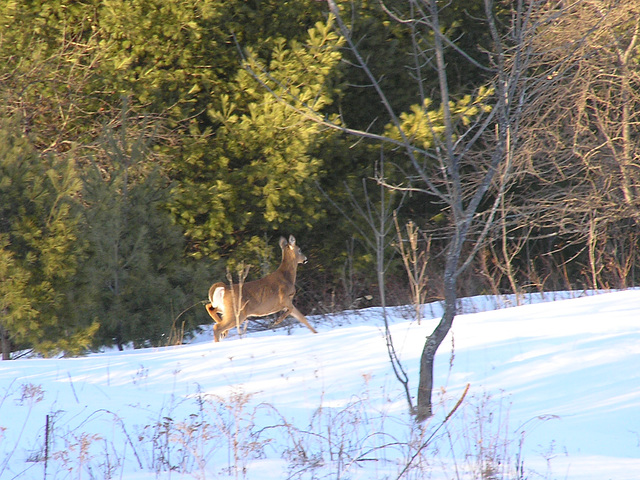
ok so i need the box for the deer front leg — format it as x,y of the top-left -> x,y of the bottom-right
289,306 -> 318,334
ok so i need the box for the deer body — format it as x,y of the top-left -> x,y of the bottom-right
205,235 -> 318,342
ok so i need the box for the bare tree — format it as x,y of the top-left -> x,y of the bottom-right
242,0 -> 578,420
506,0 -> 640,290
226,263 -> 252,338
324,0 -> 543,421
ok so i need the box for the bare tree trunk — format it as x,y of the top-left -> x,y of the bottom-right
227,264 -> 251,338
416,256 -> 457,421
0,323 -> 11,361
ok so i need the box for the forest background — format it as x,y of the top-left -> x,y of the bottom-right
1,0 -> 639,359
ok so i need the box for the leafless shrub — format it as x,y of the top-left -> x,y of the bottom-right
1,380 -> 561,479
394,213 -> 431,324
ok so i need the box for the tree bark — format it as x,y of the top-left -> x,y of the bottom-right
0,324 -> 11,360
415,238 -> 459,421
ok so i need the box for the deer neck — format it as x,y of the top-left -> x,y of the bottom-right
277,254 -> 298,284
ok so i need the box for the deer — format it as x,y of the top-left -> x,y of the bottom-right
205,235 -> 318,342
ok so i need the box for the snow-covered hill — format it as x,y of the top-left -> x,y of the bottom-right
1,290 -> 639,479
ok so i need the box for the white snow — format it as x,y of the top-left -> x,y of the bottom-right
1,290 -> 639,479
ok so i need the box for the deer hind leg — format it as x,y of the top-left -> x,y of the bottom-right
213,322 -> 229,342
208,306 -> 234,342
213,312 -> 247,342
208,284 -> 233,342
272,309 -> 290,327
205,304 -> 223,323
213,319 -> 234,342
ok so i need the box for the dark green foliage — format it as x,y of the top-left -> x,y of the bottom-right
77,119 -> 209,350
0,118 -> 98,357
170,18 -> 344,262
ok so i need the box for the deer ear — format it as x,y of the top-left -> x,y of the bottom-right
279,236 -> 288,249
288,235 -> 296,246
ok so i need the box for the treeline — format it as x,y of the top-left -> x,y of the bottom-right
1,0 -> 639,358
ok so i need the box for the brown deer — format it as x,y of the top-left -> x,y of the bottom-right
205,235 -> 318,342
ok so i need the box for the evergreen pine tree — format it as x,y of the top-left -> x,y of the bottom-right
0,118 -> 98,359
78,116 -> 204,350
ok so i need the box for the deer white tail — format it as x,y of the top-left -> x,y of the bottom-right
209,286 -> 225,311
